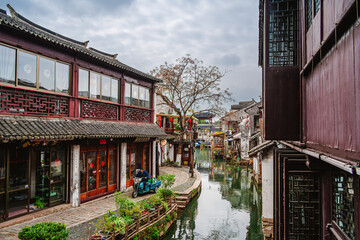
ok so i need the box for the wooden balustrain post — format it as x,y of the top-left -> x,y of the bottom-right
147,212 -> 150,224
136,218 -> 139,232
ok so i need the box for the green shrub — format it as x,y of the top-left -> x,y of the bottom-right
158,188 -> 174,199
165,214 -> 171,222
18,222 -> 69,240
148,194 -> 162,206
93,210 -> 126,234
158,174 -> 175,189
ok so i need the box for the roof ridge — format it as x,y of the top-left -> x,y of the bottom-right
2,5 -> 161,83
7,4 -> 88,47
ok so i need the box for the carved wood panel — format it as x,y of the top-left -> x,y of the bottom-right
0,88 -> 69,117
81,100 -> 118,120
125,107 -> 151,123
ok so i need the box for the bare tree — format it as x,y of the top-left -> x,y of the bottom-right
150,55 -> 232,132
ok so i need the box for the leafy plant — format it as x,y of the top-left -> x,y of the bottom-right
93,210 -> 126,234
18,222 -> 69,240
165,214 -> 171,222
162,201 -> 169,211
151,227 -> 160,240
140,200 -> 151,211
148,194 -> 162,206
35,197 -> 44,209
158,188 -> 174,199
158,174 -> 175,189
122,216 -> 133,225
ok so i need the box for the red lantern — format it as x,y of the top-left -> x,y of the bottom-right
101,161 -> 105,167
169,117 -> 173,122
227,121 -> 229,125
246,124 -> 249,127
90,162 -> 94,169
246,115 -> 249,118
246,119 -> 249,123
188,118 -> 192,123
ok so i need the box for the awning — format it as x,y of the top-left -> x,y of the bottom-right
248,140 -> 275,156
0,117 -> 167,141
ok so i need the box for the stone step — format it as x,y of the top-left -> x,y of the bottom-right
176,200 -> 187,205
175,196 -> 189,201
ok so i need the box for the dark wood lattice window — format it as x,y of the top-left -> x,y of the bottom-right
314,0 -> 320,14
268,0 -> 298,66
332,171 -> 355,240
306,0 -> 313,30
288,173 -> 320,239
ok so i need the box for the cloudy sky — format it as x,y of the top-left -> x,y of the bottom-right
0,0 -> 261,110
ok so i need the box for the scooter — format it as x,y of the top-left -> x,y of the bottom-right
132,177 -> 161,198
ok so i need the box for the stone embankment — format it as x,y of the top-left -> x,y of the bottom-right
0,166 -> 202,240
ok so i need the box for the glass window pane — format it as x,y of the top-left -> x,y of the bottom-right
90,72 -> 100,99
139,87 -> 145,107
51,150 -> 65,182
132,85 -> 139,106
109,149 -> 117,185
78,69 -> 89,97
0,45 -> 16,84
130,148 -> 136,179
111,79 -> 119,103
80,152 -> 87,194
55,62 -> 69,94
125,83 -> 131,105
0,193 -> 4,220
99,151 -> 107,188
145,88 -> 150,108
18,51 -> 37,88
9,189 -> 28,218
0,150 -> 5,193
35,151 -> 50,207
50,182 -> 65,204
39,57 -> 55,91
101,75 -> 111,101
9,150 -> 29,191
143,146 -> 149,173
88,152 -> 97,191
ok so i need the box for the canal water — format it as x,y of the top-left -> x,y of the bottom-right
164,149 -> 263,240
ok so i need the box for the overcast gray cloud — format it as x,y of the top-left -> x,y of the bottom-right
1,0 -> 261,110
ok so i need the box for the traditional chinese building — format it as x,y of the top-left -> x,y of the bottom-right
155,95 -> 197,166
259,0 -> 360,239
0,5 -> 167,221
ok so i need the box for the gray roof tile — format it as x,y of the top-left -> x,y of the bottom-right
0,117 -> 167,140
0,5 -> 160,83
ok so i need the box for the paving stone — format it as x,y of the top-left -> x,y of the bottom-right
0,166 -> 201,239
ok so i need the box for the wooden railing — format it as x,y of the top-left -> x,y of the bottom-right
103,198 -> 176,240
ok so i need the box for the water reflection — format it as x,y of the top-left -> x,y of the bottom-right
164,149 -> 263,240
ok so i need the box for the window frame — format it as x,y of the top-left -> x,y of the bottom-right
78,68 -> 120,103
0,43 -> 71,95
124,82 -> 151,108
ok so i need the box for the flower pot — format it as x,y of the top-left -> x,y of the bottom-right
90,235 -> 103,240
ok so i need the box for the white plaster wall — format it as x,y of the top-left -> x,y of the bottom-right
70,145 -> 80,207
262,150 -> 274,219
168,144 -> 174,162
253,156 -> 259,174
120,142 -> 127,192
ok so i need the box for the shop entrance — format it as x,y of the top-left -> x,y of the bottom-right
126,143 -> 150,187
80,145 -> 117,201
0,146 -> 66,221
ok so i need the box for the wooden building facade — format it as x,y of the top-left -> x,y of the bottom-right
259,0 -> 360,239
0,6 -> 167,221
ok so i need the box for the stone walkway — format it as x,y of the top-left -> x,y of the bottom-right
0,166 -> 199,240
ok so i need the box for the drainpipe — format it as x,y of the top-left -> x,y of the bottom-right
279,141 -> 354,174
